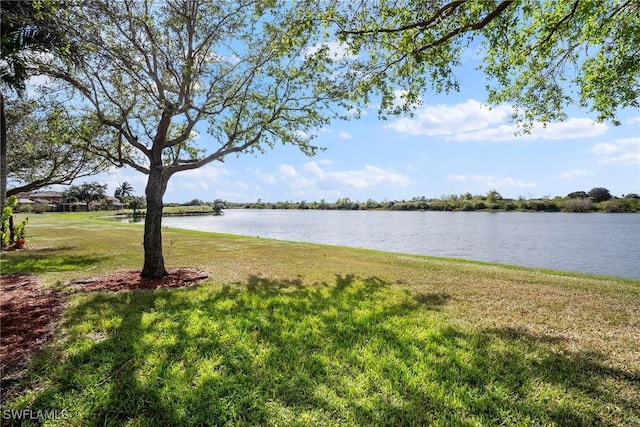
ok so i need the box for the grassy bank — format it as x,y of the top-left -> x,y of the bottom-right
2,212 -> 639,426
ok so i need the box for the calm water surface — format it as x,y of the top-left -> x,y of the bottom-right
155,210 -> 639,279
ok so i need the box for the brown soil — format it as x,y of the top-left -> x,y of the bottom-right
0,268 -> 208,402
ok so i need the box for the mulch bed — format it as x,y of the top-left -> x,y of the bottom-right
0,268 -> 208,402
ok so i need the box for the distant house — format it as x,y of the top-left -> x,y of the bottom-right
15,190 -> 122,212
26,191 -> 63,204
92,197 -> 123,210
17,198 -> 35,206
16,191 -> 62,212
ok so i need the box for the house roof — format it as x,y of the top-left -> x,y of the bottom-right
28,191 -> 63,198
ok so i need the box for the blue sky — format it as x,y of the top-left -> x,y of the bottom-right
55,60 -> 640,204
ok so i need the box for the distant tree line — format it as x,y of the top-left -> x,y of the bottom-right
223,188 -> 640,213
18,185 -> 638,214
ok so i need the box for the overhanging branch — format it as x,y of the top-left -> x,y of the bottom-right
413,1 -> 515,55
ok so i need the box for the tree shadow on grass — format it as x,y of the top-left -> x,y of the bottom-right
9,274 -> 639,426
413,291 -> 452,309
486,326 -> 640,420
0,246 -> 106,274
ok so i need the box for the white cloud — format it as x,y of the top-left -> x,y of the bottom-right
290,177 -> 315,189
384,99 -> 511,137
180,166 -> 231,180
560,170 -> 594,179
304,161 -> 325,178
592,142 -> 621,154
600,151 -> 640,165
448,174 -> 536,189
277,164 -> 298,178
327,164 -> 412,188
163,165 -> 234,198
248,163 -> 301,185
384,99 -> 609,142
455,118 -> 608,142
215,190 -> 247,200
256,162 -> 411,192
248,167 -> 281,184
592,137 -> 640,165
306,162 -> 412,188
338,132 -> 353,139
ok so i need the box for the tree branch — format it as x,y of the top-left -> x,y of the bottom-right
413,0 -> 515,55
339,1 -> 466,36
530,0 -> 580,54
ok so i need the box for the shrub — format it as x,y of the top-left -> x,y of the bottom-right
18,204 -> 33,214
600,199 -> 623,213
1,196 -> 29,247
185,198 -> 205,206
562,198 -> 593,212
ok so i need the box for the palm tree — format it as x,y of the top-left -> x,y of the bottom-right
114,182 -> 134,202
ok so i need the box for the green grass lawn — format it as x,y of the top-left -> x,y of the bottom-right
2,212 -> 639,426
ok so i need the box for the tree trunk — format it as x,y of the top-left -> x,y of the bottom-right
141,166 -> 169,278
0,92 -> 7,211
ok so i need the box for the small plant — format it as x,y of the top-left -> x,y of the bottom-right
1,211 -> 11,247
1,196 -> 18,247
15,217 -> 28,240
1,196 -> 29,248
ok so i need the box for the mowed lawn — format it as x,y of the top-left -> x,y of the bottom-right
2,212 -> 639,426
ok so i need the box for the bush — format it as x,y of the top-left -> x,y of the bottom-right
472,201 -> 487,210
17,204 -> 33,214
600,199 -> 623,213
562,198 -> 593,212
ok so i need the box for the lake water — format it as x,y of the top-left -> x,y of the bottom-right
152,210 -> 639,279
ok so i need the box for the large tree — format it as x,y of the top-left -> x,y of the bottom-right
62,182 -> 107,211
335,0 -> 639,126
77,182 -> 107,211
40,0 -> 356,277
0,0 -> 72,209
4,97 -> 110,196
37,0 -> 638,278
